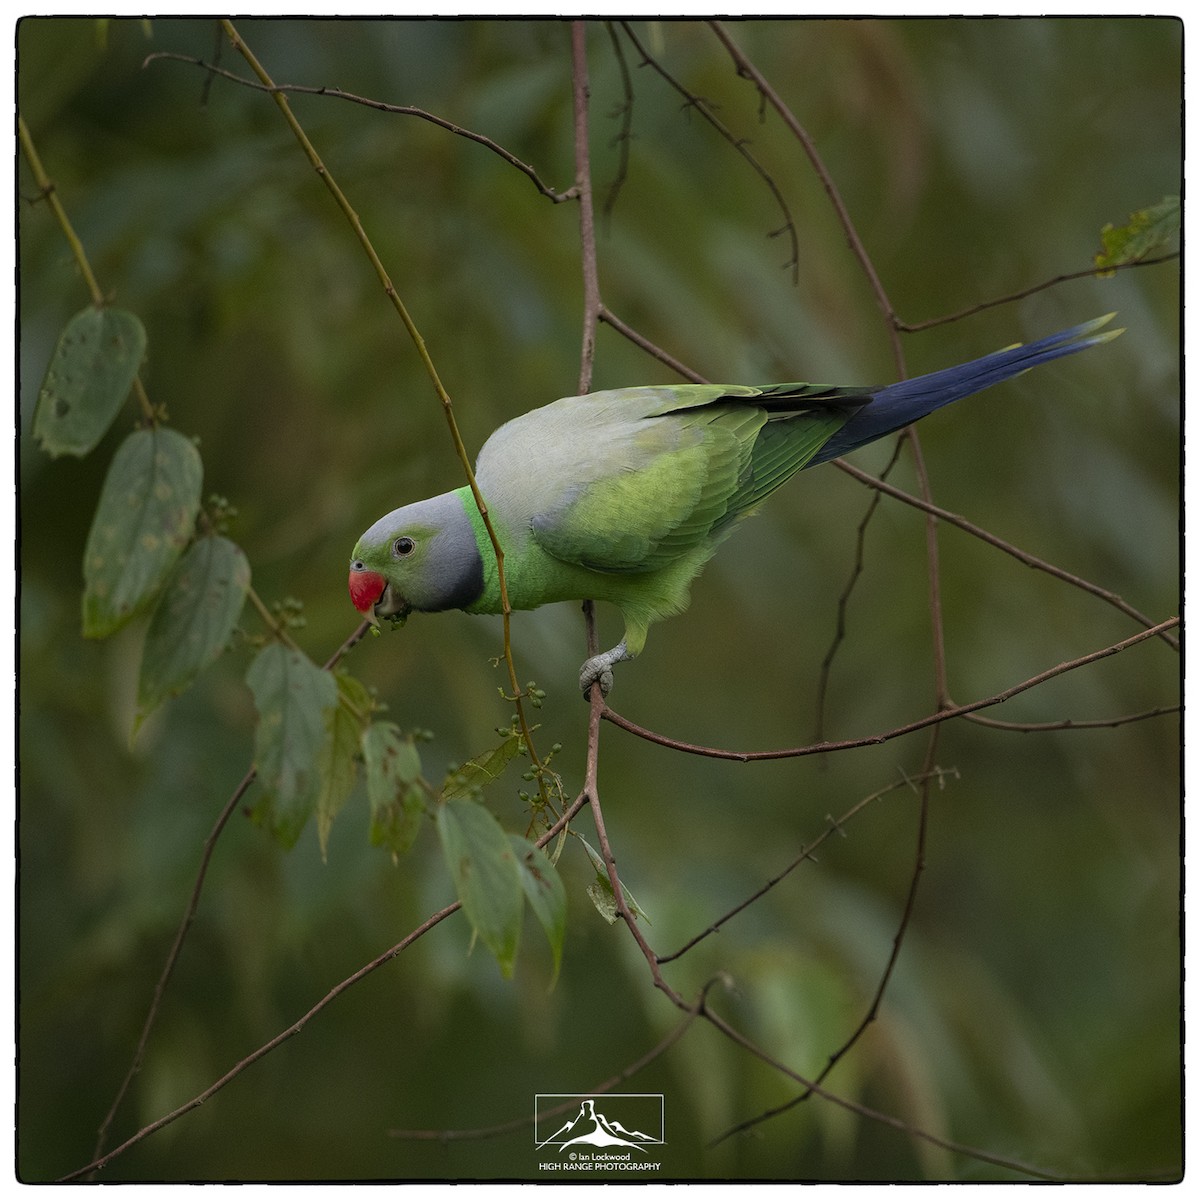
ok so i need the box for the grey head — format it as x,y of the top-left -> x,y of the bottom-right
350,490 -> 484,616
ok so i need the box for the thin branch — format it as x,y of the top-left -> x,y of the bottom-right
602,618 -> 1179,761
143,50 -> 577,203
22,107 -> 331,1166
619,20 -> 801,282
572,21 -> 602,396
812,438 -> 908,743
568,25 -> 609,816
600,21 -> 636,224
61,900 -> 465,1182
18,114 -> 156,426
715,753 -> 944,1146
218,20 -> 551,802
659,768 -> 958,964
569,23 -> 692,1014
895,253 -> 1180,333
598,303 -> 709,382
904,431 -> 951,707
90,613 -> 373,1164
321,617 -> 373,671
570,21 -> 674,1000
707,19 -> 902,368
696,997 -> 1066,1180
959,703 -> 1179,733
833,458 -> 1179,651
700,969 -> 1074,1177
88,768 -> 253,1170
82,15 -> 569,1160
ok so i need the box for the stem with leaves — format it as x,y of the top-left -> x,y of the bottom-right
219,19 -> 551,802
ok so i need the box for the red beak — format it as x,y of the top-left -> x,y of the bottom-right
348,568 -> 387,616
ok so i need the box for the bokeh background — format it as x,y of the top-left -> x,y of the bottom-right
18,17 -> 1180,1181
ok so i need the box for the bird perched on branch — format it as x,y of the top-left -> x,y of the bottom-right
349,315 -> 1120,696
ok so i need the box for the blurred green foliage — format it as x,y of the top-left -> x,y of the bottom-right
18,17 -> 1180,1181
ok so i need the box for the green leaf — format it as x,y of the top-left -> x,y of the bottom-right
315,674 -> 368,859
580,835 -> 650,926
441,729 -> 524,801
134,535 -> 250,732
246,642 -> 339,849
362,722 -> 427,858
81,427 -> 203,638
1094,196 -> 1179,274
436,797 -> 524,977
34,306 -> 147,458
511,835 -> 566,985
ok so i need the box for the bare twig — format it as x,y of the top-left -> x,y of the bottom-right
602,618 -> 1179,761
659,768 -> 958,964
619,21 -> 801,283
143,50 -> 576,202
812,438 -> 908,743
89,613 -> 373,1165
707,19 -> 902,367
88,768 -> 253,1169
572,22 -> 602,396
833,459 -> 1179,651
598,303 -> 709,382
61,900 -> 465,1181
960,704 -> 1179,733
600,21 -> 636,223
696,998 -> 1066,1180
895,254 -> 1179,333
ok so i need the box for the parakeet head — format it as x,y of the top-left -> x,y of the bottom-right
349,492 -> 484,624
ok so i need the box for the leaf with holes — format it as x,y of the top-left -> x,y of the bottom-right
436,797 -> 524,977
580,835 -> 650,926
246,642 -> 339,849
34,307 -> 147,458
441,729 -> 524,801
135,535 -> 250,733
1095,195 -> 1180,274
82,427 -> 203,639
363,722 -> 427,858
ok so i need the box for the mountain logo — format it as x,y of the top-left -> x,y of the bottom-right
534,1094 -> 664,1151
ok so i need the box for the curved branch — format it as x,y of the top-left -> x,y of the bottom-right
697,1000 -> 1065,1180
602,618 -> 1179,761
619,21 -> 801,283
896,253 -> 1180,333
707,19 -> 902,368
62,900 -> 464,1181
659,767 -> 957,964
834,458 -> 1179,651
88,767 -> 253,1170
143,50 -> 576,202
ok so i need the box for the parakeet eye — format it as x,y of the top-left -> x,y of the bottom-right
392,536 -> 416,558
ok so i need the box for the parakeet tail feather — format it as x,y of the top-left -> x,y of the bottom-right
808,314 -> 1121,465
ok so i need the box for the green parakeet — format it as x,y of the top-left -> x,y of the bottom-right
349,316 -> 1119,695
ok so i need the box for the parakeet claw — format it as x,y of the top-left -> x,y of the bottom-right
580,641 -> 633,698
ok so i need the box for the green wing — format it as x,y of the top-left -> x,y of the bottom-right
528,383 -> 864,575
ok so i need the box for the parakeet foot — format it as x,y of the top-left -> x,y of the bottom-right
579,641 -> 633,698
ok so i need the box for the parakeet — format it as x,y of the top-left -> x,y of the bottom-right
349,315 -> 1120,696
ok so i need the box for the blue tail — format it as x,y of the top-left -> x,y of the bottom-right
807,314 -> 1121,466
